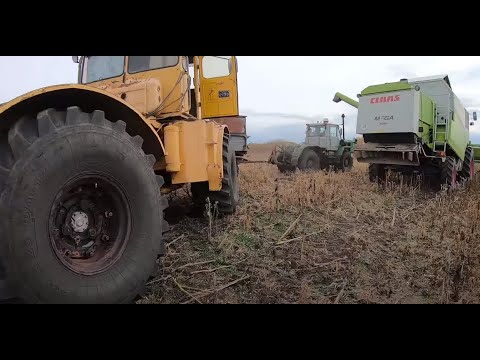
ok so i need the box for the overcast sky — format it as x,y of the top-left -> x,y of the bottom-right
1,56 -> 480,143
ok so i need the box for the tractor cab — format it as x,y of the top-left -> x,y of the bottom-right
306,119 -> 342,151
72,56 -> 240,121
72,56 -> 248,158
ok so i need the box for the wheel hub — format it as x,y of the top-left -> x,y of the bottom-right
71,211 -> 89,233
48,176 -> 131,276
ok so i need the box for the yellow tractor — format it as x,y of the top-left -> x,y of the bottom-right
0,56 -> 246,303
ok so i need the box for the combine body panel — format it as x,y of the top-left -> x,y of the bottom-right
0,56 -> 246,304
357,89 -> 423,135
334,74 -> 476,186
472,144 -> 480,160
409,76 -> 469,160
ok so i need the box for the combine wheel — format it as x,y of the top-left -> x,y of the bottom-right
460,146 -> 475,182
368,164 -> 386,183
0,107 -> 167,303
440,156 -> 458,188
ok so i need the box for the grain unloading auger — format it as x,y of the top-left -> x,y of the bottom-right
333,75 -> 478,186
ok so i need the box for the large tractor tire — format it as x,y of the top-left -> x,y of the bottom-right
368,163 -> 386,183
298,149 -> 320,171
337,151 -> 353,172
191,133 -> 239,215
460,146 -> 475,181
0,106 -> 167,304
441,156 -> 458,188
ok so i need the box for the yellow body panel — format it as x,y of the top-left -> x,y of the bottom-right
123,57 -> 190,117
164,120 -> 225,191
0,83 -> 168,153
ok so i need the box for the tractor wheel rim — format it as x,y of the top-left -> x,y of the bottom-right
48,173 -> 131,276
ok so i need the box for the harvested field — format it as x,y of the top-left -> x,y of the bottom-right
140,143 -> 480,304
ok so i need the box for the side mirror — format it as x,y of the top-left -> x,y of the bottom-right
72,56 -> 79,64
474,111 -> 477,121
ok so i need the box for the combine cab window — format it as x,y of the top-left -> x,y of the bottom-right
82,56 -> 125,83
202,56 -> 232,79
128,56 -> 179,73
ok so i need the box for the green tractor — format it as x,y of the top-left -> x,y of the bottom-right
268,115 -> 357,172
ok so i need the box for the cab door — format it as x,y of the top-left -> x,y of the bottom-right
198,56 -> 239,119
329,125 -> 340,151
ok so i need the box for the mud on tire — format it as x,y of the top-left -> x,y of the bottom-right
0,107 -> 168,304
191,132 -> 239,215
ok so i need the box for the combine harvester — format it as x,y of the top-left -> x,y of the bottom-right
333,75 -> 480,186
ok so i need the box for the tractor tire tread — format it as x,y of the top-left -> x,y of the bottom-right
0,106 -> 168,303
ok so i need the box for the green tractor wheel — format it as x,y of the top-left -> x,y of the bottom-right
338,151 -> 353,172
298,149 -> 320,171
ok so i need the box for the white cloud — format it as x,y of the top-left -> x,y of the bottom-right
0,56 -> 479,141
0,56 -> 76,103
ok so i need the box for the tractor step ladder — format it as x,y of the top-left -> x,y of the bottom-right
433,100 -> 451,154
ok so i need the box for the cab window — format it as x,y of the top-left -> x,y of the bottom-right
82,56 -> 125,83
128,56 -> 179,73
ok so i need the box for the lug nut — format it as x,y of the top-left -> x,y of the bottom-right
63,225 -> 72,235
88,228 -> 97,238
105,211 -> 113,218
102,235 -> 110,242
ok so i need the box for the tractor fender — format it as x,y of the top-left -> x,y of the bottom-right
336,146 -> 350,157
0,84 -> 165,160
